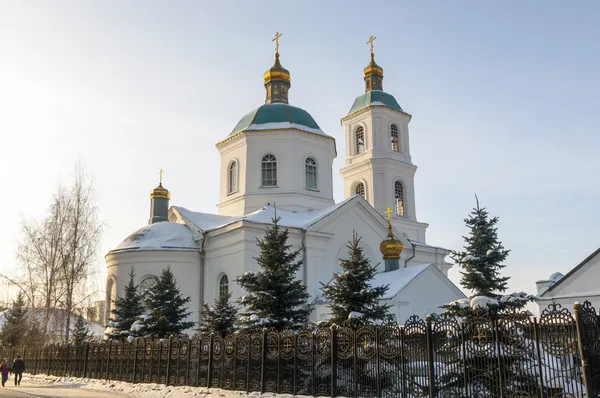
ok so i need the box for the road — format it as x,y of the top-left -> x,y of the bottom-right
0,382 -> 130,397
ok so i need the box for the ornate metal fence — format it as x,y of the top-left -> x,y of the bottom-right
10,301 -> 600,397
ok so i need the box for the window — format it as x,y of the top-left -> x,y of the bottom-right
219,274 -> 229,298
355,182 -> 365,199
391,124 -> 399,153
356,127 -> 365,154
395,181 -> 405,216
305,157 -> 317,190
139,275 -> 156,294
261,154 -> 277,187
228,161 -> 238,194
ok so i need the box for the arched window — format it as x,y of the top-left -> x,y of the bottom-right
305,157 -> 317,190
261,154 -> 277,187
395,181 -> 405,216
139,275 -> 156,295
356,127 -> 365,154
228,161 -> 238,194
355,182 -> 365,199
391,124 -> 399,153
219,274 -> 229,298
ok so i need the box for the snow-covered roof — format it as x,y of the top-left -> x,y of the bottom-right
370,263 -> 431,299
174,195 -> 358,232
110,222 -> 198,254
409,240 -> 447,251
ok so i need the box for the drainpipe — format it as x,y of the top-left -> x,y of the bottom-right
301,229 -> 308,285
404,241 -> 416,268
198,231 -> 207,324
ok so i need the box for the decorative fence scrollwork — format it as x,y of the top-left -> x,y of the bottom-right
11,301 -> 600,397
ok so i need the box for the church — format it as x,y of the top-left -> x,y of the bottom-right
104,35 -> 465,330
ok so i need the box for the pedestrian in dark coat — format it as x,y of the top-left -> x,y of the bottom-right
0,359 -> 11,387
13,356 -> 24,386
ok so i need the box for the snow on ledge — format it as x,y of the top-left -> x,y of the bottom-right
246,121 -> 328,137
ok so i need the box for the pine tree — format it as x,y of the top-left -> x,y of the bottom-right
321,232 -> 391,325
199,293 -> 238,336
138,267 -> 195,338
442,196 -> 532,317
439,197 -> 536,396
108,269 -> 144,339
236,217 -> 310,331
0,292 -> 28,347
71,314 -> 92,345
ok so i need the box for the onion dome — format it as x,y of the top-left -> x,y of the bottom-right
380,208 -> 403,260
150,183 -> 170,200
364,53 -> 384,92
263,32 -> 291,104
380,223 -> 403,259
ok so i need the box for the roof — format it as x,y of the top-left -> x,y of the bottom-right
109,222 -> 198,254
229,103 -> 330,138
541,248 -> 600,296
173,195 -> 358,233
370,263 -> 431,299
347,90 -> 403,115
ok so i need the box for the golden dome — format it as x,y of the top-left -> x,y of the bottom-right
380,224 -> 403,259
150,183 -> 170,200
363,53 -> 384,78
263,53 -> 291,85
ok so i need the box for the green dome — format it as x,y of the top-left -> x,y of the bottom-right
229,103 -> 330,137
347,90 -> 403,115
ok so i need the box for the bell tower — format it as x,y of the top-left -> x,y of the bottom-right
339,37 -> 428,242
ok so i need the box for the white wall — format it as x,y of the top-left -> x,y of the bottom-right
217,130 -> 336,216
105,250 -> 202,330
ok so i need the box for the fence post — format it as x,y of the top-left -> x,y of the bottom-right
132,339 -> 138,384
165,337 -> 173,386
330,325 -> 337,398
105,342 -> 111,381
207,333 -> 214,388
83,343 -> 90,379
47,346 -> 52,376
533,318 -> 546,395
260,329 -> 267,394
64,344 -> 70,377
425,316 -> 436,398
33,347 -> 39,375
574,302 -> 593,397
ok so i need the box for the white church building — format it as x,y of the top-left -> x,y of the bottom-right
104,40 -> 465,329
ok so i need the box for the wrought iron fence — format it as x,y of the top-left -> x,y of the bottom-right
6,301 -> 600,397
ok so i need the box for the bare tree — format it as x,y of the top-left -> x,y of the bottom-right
7,163 -> 103,343
59,164 -> 103,341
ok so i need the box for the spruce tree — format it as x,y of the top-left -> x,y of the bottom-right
439,197 -> 535,396
72,314 -> 92,345
236,217 -> 310,331
108,269 -> 144,339
321,232 -> 391,325
0,292 -> 28,347
442,196 -> 529,317
199,293 -> 238,336
138,267 -> 194,338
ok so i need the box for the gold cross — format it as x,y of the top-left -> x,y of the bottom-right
384,207 -> 393,223
473,328 -> 487,345
272,32 -> 282,54
159,169 -> 164,185
366,36 -> 376,55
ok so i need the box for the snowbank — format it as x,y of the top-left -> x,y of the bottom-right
23,374 -> 311,398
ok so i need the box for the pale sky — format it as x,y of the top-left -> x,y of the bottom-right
1,1 -> 599,300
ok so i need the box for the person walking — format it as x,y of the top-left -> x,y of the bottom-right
12,356 -> 24,386
0,359 -> 10,387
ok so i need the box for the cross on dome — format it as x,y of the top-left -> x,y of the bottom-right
272,32 -> 282,54
366,35 -> 376,55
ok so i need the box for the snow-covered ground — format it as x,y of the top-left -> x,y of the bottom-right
23,374 -> 307,398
